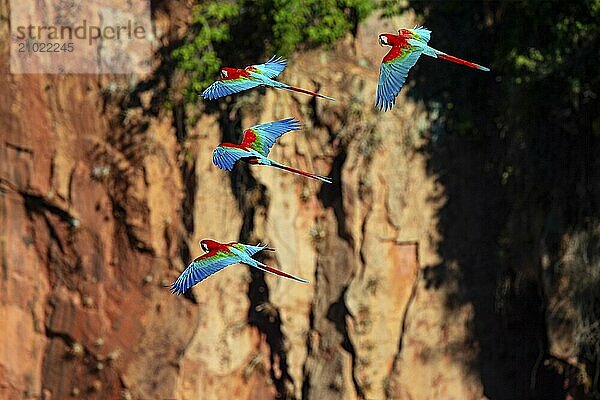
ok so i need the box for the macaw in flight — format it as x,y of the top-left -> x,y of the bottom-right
170,239 -> 308,294
212,117 -> 332,183
376,26 -> 490,111
202,56 -> 336,101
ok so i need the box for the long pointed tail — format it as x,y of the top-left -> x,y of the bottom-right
278,85 -> 336,101
432,48 -> 490,71
270,162 -> 332,184
254,261 -> 309,283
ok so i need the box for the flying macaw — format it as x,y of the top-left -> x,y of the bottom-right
202,56 -> 336,101
212,117 -> 332,183
170,239 -> 308,294
376,26 -> 490,111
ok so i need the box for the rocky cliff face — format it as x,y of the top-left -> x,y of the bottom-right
0,2 -> 586,400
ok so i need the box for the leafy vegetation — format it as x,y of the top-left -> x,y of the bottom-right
172,0 -> 376,101
171,2 -> 240,100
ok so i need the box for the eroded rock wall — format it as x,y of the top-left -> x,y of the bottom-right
1,3 -> 487,400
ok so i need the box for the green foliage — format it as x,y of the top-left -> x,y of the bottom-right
172,0 -> 376,102
273,0 -> 376,54
378,0 -> 409,17
504,0 -> 599,94
171,1 -> 240,101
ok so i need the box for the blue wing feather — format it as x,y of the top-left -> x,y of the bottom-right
409,26 -> 431,43
375,50 -> 422,111
212,146 -> 250,170
245,118 -> 301,156
251,56 -> 287,79
202,78 -> 262,100
170,251 -> 240,294
233,243 -> 271,257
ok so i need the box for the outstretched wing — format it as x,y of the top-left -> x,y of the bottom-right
249,56 -> 287,79
232,242 -> 273,257
202,76 -> 261,100
240,118 -> 301,156
170,250 -> 241,294
212,146 -> 251,171
375,47 -> 422,111
406,26 -> 431,44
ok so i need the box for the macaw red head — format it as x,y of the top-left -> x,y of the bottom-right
379,33 -> 406,47
219,67 -> 250,81
379,33 -> 394,47
219,68 -> 230,79
199,239 -> 221,252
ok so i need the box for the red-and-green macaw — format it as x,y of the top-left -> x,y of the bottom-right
212,117 -> 332,183
202,56 -> 336,101
376,26 -> 490,111
170,239 -> 308,294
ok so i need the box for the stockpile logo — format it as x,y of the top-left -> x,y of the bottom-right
10,1 -> 153,74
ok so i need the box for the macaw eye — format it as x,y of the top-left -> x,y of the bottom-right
220,70 -> 228,78
201,242 -> 208,252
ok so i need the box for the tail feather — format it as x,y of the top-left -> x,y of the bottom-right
231,246 -> 309,283
279,85 -> 336,101
433,49 -> 490,71
254,261 -> 309,283
270,162 -> 332,184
